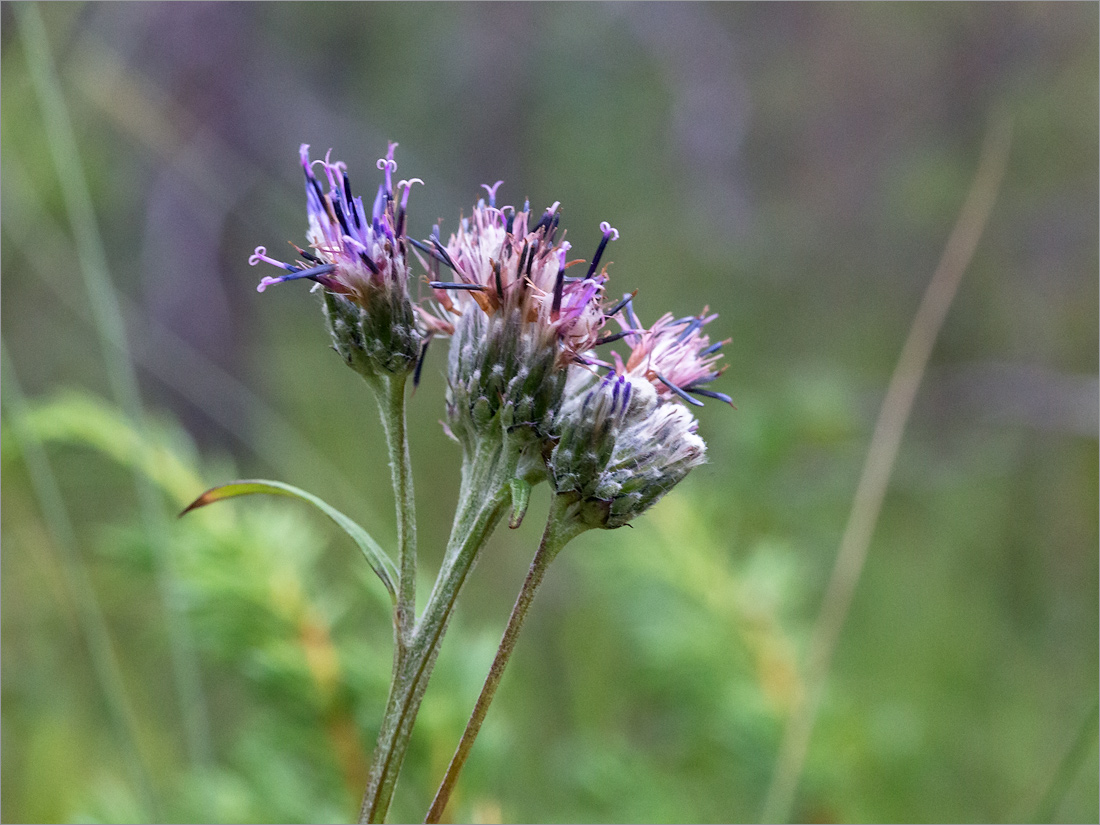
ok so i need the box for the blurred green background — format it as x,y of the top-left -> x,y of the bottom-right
2,3 -> 1097,822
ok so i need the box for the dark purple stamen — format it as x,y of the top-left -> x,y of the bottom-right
430,236 -> 457,271
359,251 -> 380,275
307,173 -> 325,206
595,330 -> 636,346
687,388 -> 734,405
551,265 -> 565,315
493,261 -> 504,297
333,197 -> 351,237
413,338 -> 431,389
527,240 -> 538,278
586,229 -> 616,280
657,373 -> 705,407
606,292 -> 636,318
342,172 -> 354,211
547,213 -> 560,245
531,212 -> 549,234
675,318 -> 703,343
700,341 -> 724,355
688,373 -> 720,386
430,281 -> 485,292
623,300 -> 641,330
517,242 -> 529,278
298,249 -> 322,264
409,238 -> 456,271
280,263 -> 337,283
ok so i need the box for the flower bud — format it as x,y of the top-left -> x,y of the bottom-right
323,287 -> 421,378
444,304 -> 566,449
549,373 -> 707,529
599,402 -> 707,527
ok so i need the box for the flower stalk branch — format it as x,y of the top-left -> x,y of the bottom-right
425,494 -> 588,823
358,434 -> 523,823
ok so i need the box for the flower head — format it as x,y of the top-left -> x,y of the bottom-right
549,371 -> 708,529
428,184 -> 621,447
611,298 -> 734,407
251,143 -> 422,302
546,296 -> 732,528
250,144 -> 424,378
420,188 -> 618,364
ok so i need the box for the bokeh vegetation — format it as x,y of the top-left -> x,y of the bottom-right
2,3 -> 1096,823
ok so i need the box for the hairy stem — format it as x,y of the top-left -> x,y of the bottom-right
425,495 -> 586,823
358,435 -> 521,823
371,374 -> 418,646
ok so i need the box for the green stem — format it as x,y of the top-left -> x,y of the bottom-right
371,374 -> 417,646
425,495 -> 587,823
358,435 -> 521,823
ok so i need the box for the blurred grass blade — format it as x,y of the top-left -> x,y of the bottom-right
761,116 -> 1013,823
1,154 -> 370,518
15,391 -> 205,509
15,1 -> 212,767
1,344 -> 158,817
1033,699 -> 1099,823
182,480 -> 399,604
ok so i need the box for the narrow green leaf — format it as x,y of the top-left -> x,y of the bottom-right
181,479 -> 398,604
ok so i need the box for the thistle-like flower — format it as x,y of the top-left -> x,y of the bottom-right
547,298 -> 733,529
612,298 -> 734,407
549,371 -> 707,529
249,143 -> 424,378
420,184 -> 619,448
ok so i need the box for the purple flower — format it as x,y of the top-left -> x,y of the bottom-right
250,143 -> 422,308
419,184 -> 618,365
611,299 -> 734,407
250,144 -> 426,378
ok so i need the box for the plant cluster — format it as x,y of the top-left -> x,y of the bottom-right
189,143 -> 732,823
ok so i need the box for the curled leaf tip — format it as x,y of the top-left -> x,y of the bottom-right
508,478 -> 532,529
179,487 -> 228,517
